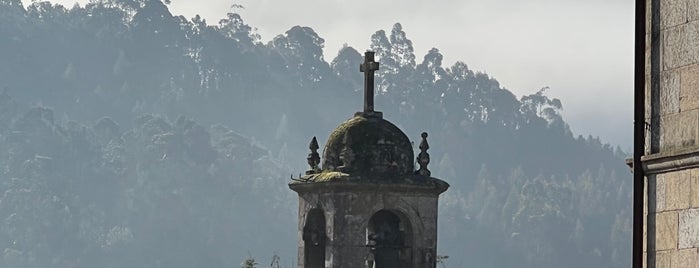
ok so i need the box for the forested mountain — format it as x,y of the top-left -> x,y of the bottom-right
0,1 -> 631,267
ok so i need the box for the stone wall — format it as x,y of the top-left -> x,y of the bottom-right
293,185 -> 440,268
649,0 -> 699,152
645,172 -> 699,267
644,0 -> 699,267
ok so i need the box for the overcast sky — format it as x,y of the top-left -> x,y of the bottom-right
30,0 -> 635,150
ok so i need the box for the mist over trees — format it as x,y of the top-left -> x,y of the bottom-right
0,1 -> 630,267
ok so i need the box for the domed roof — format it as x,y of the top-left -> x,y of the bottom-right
291,51 -> 446,192
321,112 -> 414,176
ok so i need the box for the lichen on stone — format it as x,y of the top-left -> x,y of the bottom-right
321,114 -> 414,177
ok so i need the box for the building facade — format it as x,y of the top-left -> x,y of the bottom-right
642,0 -> 699,266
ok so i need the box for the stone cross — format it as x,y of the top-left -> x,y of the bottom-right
360,51 -> 380,113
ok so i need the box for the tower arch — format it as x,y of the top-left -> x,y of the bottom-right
302,208 -> 326,268
367,209 -> 414,268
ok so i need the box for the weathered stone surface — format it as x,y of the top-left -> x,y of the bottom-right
648,0 -> 653,34
648,3 -> 699,267
656,212 -> 679,251
690,0 -> 699,21
672,248 -> 698,268
679,208 -> 699,248
663,21 -> 699,70
647,31 -> 652,75
666,170 -> 691,210
663,21 -> 685,70
661,0 -> 688,29
646,176 -> 650,216
688,20 -> 699,66
680,64 -> 699,111
321,114 -> 414,176
644,252 -> 648,268
645,176 -> 649,253
662,70 -> 681,115
293,185 -> 444,268
650,174 -> 667,213
646,73 -> 654,154
647,74 -> 652,123
650,251 -> 671,268
692,169 -> 699,208
645,210 -> 648,252
660,109 -> 699,151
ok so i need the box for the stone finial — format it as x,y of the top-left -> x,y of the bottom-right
415,132 -> 431,176
306,137 -> 320,175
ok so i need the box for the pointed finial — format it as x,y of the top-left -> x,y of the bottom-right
306,137 -> 320,175
415,132 -> 431,176
310,136 -> 319,151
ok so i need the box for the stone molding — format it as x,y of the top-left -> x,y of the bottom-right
289,179 -> 449,195
641,146 -> 699,174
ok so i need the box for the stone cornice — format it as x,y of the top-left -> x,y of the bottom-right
288,178 -> 449,195
640,146 -> 699,174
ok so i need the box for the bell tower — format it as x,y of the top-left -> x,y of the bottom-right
289,51 -> 449,268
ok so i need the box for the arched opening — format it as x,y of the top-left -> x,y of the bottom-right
367,210 -> 413,268
303,208 -> 326,268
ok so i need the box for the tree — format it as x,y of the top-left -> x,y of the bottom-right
241,257 -> 258,268
218,5 -> 259,49
389,23 -> 416,70
520,87 -> 563,125
270,26 -> 330,86
331,44 -> 363,91
370,29 -> 396,77
0,6 -> 632,267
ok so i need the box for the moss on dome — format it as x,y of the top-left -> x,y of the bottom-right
321,113 -> 414,176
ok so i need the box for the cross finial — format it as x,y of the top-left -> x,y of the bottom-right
360,51 -> 380,114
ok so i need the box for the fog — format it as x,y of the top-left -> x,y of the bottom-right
38,0 -> 634,149
2,1 -> 632,267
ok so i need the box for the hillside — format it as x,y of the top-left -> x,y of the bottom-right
0,1 -> 630,267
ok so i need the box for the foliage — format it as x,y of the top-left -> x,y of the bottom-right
0,1 -> 630,267
241,256 -> 258,268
